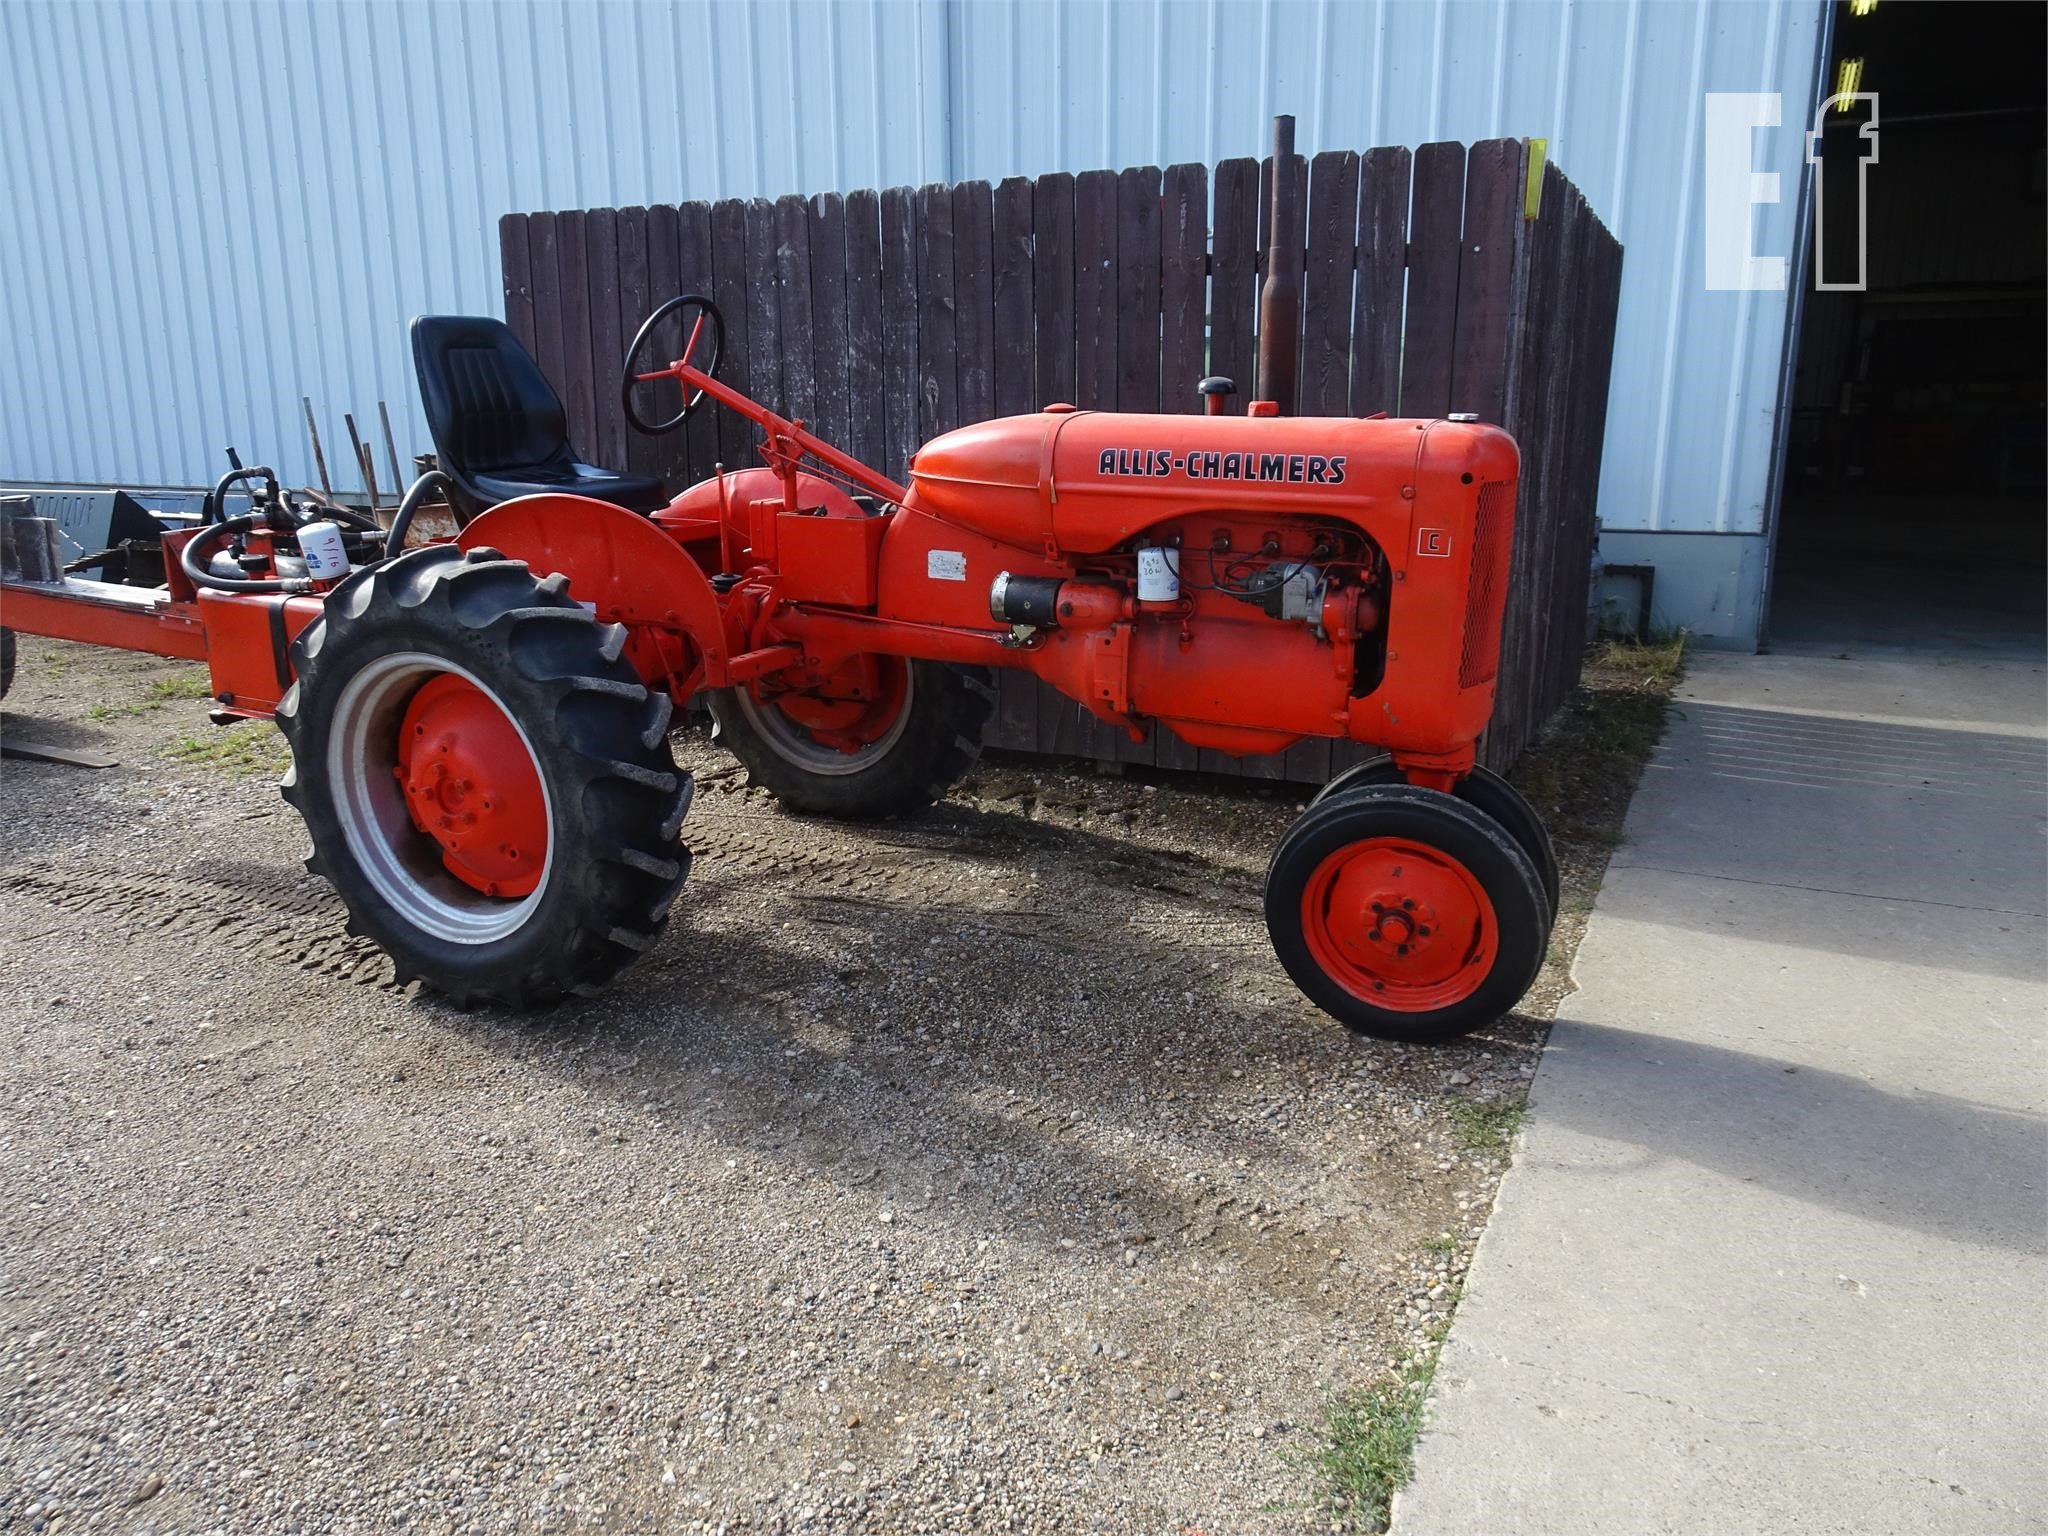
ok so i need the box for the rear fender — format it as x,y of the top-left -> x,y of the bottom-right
455,494 -> 729,698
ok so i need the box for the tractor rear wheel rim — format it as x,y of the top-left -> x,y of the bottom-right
733,656 -> 915,775
327,652 -> 554,944
1299,836 -> 1497,1012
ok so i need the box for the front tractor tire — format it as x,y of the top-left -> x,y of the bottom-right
1265,783 -> 1551,1044
276,544 -> 692,1008
1311,756 -> 1561,921
707,657 -> 995,819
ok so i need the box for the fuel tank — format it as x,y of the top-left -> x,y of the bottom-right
904,407 -> 1514,555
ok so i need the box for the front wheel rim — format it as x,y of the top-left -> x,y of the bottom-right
327,652 -> 554,944
1299,836 -> 1498,1011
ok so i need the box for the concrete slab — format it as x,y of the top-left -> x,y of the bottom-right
1616,654 -> 2047,913
1398,648 -> 2048,1535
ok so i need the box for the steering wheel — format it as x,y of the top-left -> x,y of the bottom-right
622,294 -> 724,435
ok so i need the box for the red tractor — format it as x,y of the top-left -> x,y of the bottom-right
1,295 -> 1554,1042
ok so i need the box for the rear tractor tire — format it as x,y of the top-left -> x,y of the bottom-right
276,544 -> 692,1007
708,656 -> 995,819
1265,783 -> 1551,1044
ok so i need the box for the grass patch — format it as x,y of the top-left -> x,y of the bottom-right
1447,1098 -> 1526,1151
163,722 -> 291,777
1509,631 -> 1688,856
86,698 -> 152,721
1294,1351 -> 1440,1533
84,670 -> 215,721
145,673 -> 214,703
1420,1232 -> 1458,1254
1597,630 -> 1689,682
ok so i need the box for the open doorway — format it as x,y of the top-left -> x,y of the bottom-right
1768,0 -> 2046,656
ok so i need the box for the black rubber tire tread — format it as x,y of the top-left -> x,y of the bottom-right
1264,783 -> 1550,1045
1311,755 -> 1560,922
706,660 -> 995,819
0,628 -> 14,699
275,544 -> 691,1008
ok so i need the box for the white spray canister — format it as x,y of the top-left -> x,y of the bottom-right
1135,543 -> 1180,603
297,521 -> 351,582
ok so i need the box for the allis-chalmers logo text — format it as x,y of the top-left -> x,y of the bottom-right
1097,448 -> 1349,485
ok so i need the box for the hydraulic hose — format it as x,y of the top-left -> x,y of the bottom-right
179,513 -> 312,594
204,464 -> 276,527
184,464 -> 317,593
383,470 -> 456,562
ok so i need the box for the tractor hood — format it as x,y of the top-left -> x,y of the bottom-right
905,407 -> 1505,556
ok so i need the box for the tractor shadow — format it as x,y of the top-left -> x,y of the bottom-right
429,791 -> 1538,1309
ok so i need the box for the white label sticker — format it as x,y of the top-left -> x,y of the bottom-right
927,549 -> 968,582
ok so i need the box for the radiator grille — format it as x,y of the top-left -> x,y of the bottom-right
1458,480 -> 1516,689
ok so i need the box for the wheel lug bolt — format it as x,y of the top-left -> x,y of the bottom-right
1370,902 -> 1385,914
1402,898 -> 1416,910
1396,944 -> 1409,956
1368,929 -> 1382,942
1418,926 -> 1432,937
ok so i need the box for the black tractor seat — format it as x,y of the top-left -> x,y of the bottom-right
410,314 -> 666,517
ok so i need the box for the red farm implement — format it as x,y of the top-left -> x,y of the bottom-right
0,284 -> 1556,1043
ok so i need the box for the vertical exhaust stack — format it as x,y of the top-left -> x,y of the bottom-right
1256,114 -> 1303,416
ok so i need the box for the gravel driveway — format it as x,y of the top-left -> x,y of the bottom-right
1,641 -> 1540,1534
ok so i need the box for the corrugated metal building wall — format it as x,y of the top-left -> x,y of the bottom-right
0,0 -> 1825,646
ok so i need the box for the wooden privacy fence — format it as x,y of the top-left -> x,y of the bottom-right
497,139 -> 1622,781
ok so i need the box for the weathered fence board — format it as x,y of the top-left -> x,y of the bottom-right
1073,170 -> 1117,418
1401,142 -> 1465,419
990,177 -> 1037,420
878,187 -> 919,483
808,194 -> 851,453
1302,150 -> 1360,417
1158,163 -> 1207,418
773,194 -> 816,435
553,210 -> 594,458
707,199 -> 752,474
914,183 -> 958,444
954,182 -> 996,428
525,213 -> 562,432
742,201 -> 783,459
1352,146 -> 1410,417
675,204 -> 717,482
584,209 -> 624,473
498,212 -> 534,368
1449,139 -> 1524,429
613,206 -> 649,473
501,138 -> 1623,782
1031,173 -> 1076,411
843,190 -> 886,473
1209,158 -> 1259,403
